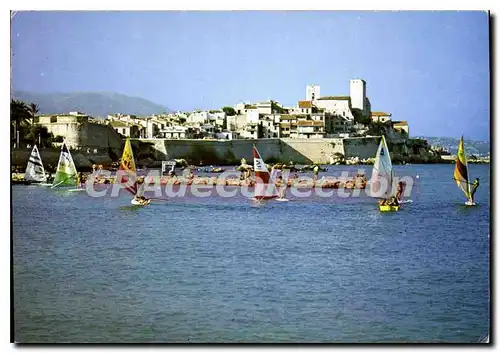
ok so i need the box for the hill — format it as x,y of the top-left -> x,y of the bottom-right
415,136 -> 490,157
11,91 -> 171,117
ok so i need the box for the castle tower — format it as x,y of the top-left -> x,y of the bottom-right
349,79 -> 367,115
306,84 -> 320,101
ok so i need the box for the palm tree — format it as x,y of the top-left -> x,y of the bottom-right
10,99 -> 30,147
27,102 -> 39,126
26,103 -> 40,145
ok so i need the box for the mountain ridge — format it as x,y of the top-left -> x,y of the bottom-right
11,91 -> 172,117
414,136 -> 490,156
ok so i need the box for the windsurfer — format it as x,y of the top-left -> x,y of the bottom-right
275,175 -> 288,199
396,181 -> 406,202
313,165 -> 319,181
136,176 -> 150,204
469,178 -> 479,203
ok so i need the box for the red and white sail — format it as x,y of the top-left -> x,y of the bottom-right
253,146 -> 278,200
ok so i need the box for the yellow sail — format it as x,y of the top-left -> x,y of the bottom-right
119,138 -> 138,195
454,136 -> 471,199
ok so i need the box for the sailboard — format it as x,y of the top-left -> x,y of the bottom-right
370,136 -> 399,212
252,145 -> 279,201
24,145 -> 47,184
119,138 -> 150,206
52,142 -> 78,188
454,136 -> 476,206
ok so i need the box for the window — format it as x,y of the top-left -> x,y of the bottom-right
50,116 -> 57,123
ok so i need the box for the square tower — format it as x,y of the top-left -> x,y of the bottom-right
349,79 -> 366,113
306,85 -> 320,101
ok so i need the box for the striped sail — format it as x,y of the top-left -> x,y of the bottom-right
53,142 -> 77,187
370,135 -> 394,198
119,138 -> 138,196
253,146 -> 278,200
454,136 -> 471,199
24,145 -> 47,182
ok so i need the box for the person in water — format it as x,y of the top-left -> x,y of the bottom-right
469,178 -> 479,203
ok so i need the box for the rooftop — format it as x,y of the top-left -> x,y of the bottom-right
317,96 -> 351,101
371,111 -> 392,117
298,100 -> 313,108
109,120 -> 129,128
297,120 -> 324,127
392,120 -> 408,126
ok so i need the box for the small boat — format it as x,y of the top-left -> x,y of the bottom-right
24,145 -> 48,184
130,198 -> 151,206
454,136 -> 477,206
252,145 -> 279,201
379,204 -> 400,212
370,136 -> 399,212
118,138 -> 150,206
52,142 -> 78,189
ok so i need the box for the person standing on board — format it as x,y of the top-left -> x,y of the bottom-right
135,176 -> 150,205
275,175 -> 288,199
395,181 -> 406,202
313,165 -> 319,181
469,178 -> 479,203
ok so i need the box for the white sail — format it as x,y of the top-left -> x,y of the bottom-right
52,142 -> 78,187
253,146 -> 278,199
24,145 -> 47,182
370,136 -> 394,198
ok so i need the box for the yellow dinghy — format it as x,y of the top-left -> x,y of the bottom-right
379,204 -> 400,212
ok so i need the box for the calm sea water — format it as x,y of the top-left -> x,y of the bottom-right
12,164 -> 490,343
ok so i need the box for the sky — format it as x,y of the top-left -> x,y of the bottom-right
11,11 -> 490,140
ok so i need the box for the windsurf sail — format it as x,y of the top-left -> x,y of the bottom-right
253,145 -> 278,200
118,138 -> 138,196
24,145 -> 47,183
454,136 -> 471,200
370,135 -> 394,199
52,142 -> 77,187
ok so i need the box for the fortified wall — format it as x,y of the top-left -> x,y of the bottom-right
12,135 -> 441,170
38,115 -> 123,152
12,117 -> 125,171
136,138 -> 355,165
134,137 -> 440,165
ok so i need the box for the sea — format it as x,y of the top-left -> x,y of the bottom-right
12,164 -> 490,343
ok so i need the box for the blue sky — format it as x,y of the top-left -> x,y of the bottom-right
11,11 -> 490,140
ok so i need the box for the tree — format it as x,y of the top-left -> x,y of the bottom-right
352,108 -> 371,125
27,102 -> 39,125
26,103 -> 40,144
53,135 -> 64,143
222,106 -> 237,116
10,99 -> 30,147
23,125 -> 55,148
222,117 -> 228,130
366,121 -> 389,137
